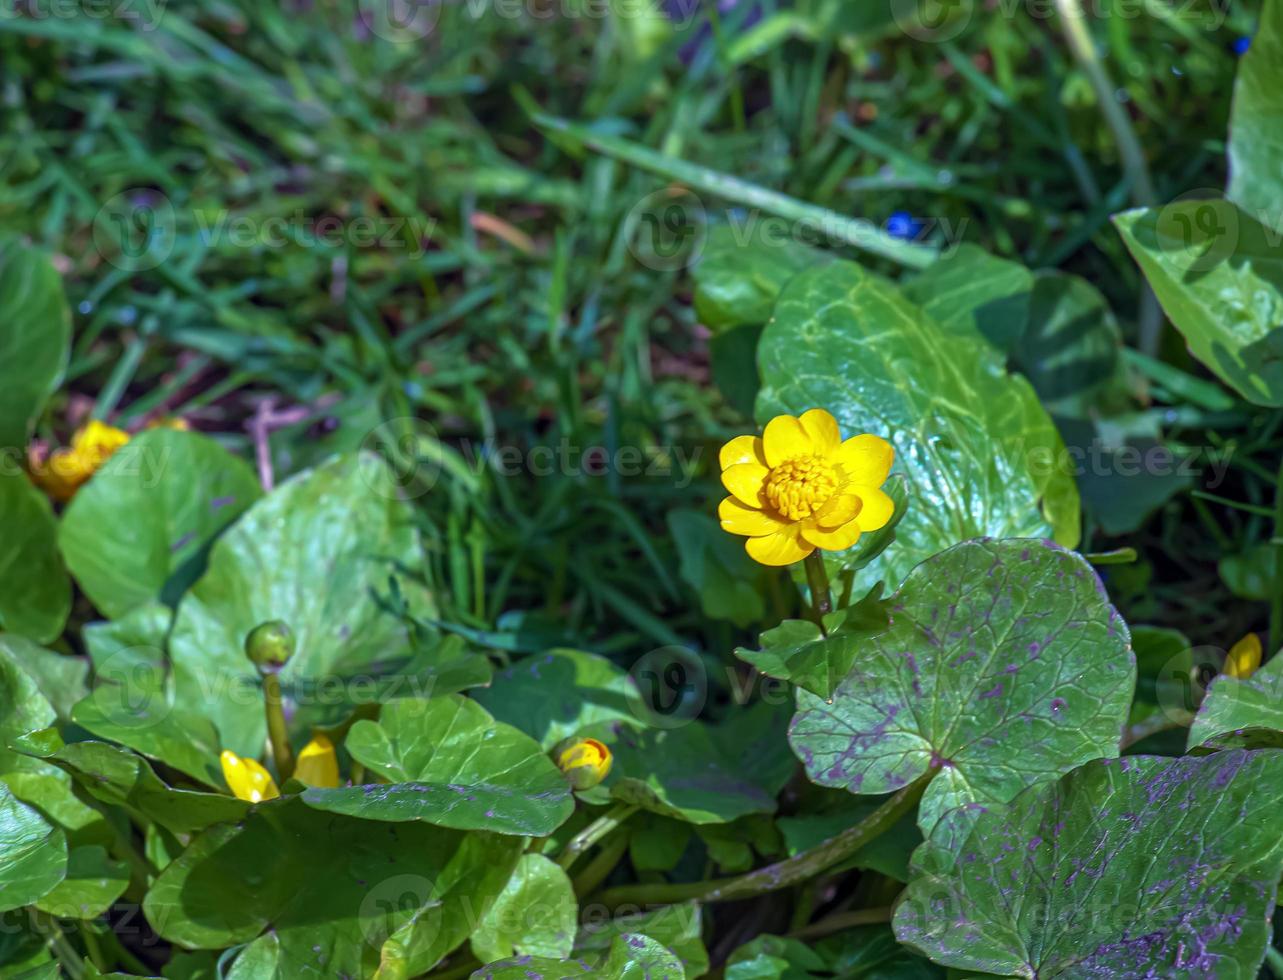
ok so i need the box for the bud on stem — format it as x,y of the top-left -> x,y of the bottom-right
245,621 -> 296,781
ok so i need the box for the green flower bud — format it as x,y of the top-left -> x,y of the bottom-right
245,620 -> 295,671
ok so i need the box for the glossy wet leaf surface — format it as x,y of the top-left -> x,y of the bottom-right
470,853 -> 577,963
0,241 -> 70,456
789,539 -> 1133,834
758,262 -> 1080,587
1187,653 -> 1283,750
0,473 -> 70,644
303,695 -> 574,836
895,751 -> 1283,978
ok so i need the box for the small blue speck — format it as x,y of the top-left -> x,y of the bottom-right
77,301 -> 92,315
1233,36 -> 1252,56
886,211 -> 925,241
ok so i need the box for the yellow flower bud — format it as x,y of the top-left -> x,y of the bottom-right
220,749 -> 280,803
1225,632 -> 1262,680
28,419 -> 130,502
294,734 -> 340,789
554,737 -> 612,790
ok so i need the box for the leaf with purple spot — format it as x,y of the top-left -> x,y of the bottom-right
472,933 -> 685,980
895,751 -> 1283,978
789,538 -> 1133,835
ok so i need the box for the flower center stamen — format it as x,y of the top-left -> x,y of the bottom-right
765,454 -> 837,520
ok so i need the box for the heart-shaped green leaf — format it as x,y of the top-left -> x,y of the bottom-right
0,241 -> 70,456
303,696 -> 574,836
575,904 -> 708,980
901,242 -> 1032,356
692,224 -> 830,332
59,429 -> 261,619
895,751 -> 1283,977
757,261 -> 1079,586
1188,654 -> 1283,750
168,452 -> 437,755
0,783 -> 66,913
1114,200 -> 1283,406
473,649 -> 643,749
0,473 -> 70,644
472,933 -> 685,980
34,845 -> 129,920
144,798 -> 521,980
470,853 -> 577,963
789,538 -> 1133,834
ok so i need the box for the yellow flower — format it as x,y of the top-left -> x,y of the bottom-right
555,737 -> 612,790
1225,632 -> 1262,680
294,734 -> 340,789
220,749 -> 280,803
28,419 -> 130,502
718,408 -> 895,566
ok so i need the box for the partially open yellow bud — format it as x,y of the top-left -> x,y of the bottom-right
28,419 -> 130,502
294,734 -> 340,789
220,749 -> 280,803
554,738 -> 612,790
1225,632 -> 1262,680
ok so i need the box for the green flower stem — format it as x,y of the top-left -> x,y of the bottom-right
557,803 -> 638,871
262,672 -> 294,782
596,774 -> 930,908
28,910 -> 85,980
802,551 -> 832,626
573,828 -> 632,898
788,906 -> 892,941
1271,456 -> 1283,661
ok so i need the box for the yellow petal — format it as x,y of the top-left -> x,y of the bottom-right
719,497 -> 788,537
801,518 -> 863,551
745,525 -> 814,566
853,486 -> 896,531
555,738 -> 613,790
294,734 -> 340,789
220,750 -> 280,803
799,408 -> 841,455
1225,633 -> 1262,679
833,434 -> 894,487
814,493 -> 861,529
719,434 -> 767,470
762,415 -> 814,467
721,462 -> 769,507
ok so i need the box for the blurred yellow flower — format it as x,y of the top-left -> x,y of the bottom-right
220,749 -> 280,803
294,734 -> 340,789
28,419 -> 130,502
144,417 -> 190,431
555,737 -> 612,790
718,408 -> 895,566
1225,632 -> 1262,680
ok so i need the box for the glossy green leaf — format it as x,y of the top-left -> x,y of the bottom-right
470,854 -> 577,963
0,241 -> 70,455
790,539 -> 1133,834
72,674 -> 223,788
725,934 -> 828,980
575,904 -> 708,980
0,472 -> 70,644
144,797 -> 521,980
472,933 -> 685,980
1219,544 -> 1274,600
736,584 -> 891,699
815,924 -> 943,978
692,224 -> 832,332
226,933 -> 280,980
59,429 -> 261,619
1115,201 -> 1283,406
472,649 -> 643,749
757,261 -> 1080,587
28,739 -> 248,835
0,650 -> 103,841
1228,0 -> 1283,229
1187,653 -> 1283,750
0,634 -> 87,723
168,453 -> 436,756
901,243 -> 1032,355
602,703 -> 793,824
777,793 -> 922,883
82,601 -> 170,682
0,783 -> 66,913
895,752 -> 1283,977
303,696 -> 574,836
34,845 -> 128,919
